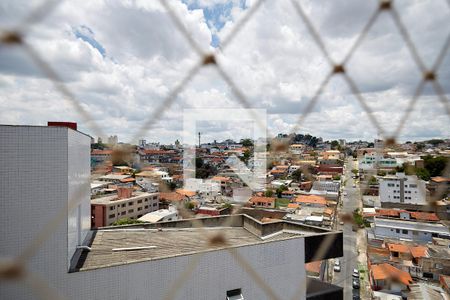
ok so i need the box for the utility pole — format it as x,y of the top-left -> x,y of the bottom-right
198,132 -> 201,148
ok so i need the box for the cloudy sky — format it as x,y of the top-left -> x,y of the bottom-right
0,0 -> 449,144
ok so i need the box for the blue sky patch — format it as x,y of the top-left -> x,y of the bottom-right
74,25 -> 106,57
183,0 -> 247,47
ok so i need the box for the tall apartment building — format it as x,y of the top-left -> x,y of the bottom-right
91,187 -> 159,227
0,124 -> 343,300
0,124 -> 91,268
379,173 -> 427,205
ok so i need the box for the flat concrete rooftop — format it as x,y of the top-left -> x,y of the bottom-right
72,214 -> 343,272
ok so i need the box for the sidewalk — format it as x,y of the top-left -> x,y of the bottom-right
356,227 -> 371,299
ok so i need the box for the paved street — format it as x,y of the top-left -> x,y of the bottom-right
332,158 -> 361,299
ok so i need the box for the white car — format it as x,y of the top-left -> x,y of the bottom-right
334,259 -> 341,272
352,268 -> 359,278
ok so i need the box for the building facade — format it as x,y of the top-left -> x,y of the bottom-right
379,173 -> 427,205
91,188 -> 159,227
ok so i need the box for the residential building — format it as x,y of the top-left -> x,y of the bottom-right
249,196 -> 276,209
91,187 -> 159,227
2,206 -> 344,300
138,206 -> 179,223
91,149 -> 113,163
358,152 -> 398,170
107,135 -> 118,145
295,195 -> 328,208
372,217 -> 450,242
97,173 -> 132,184
370,263 -> 413,292
379,173 -> 427,205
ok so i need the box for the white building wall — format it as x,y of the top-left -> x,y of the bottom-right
67,129 -> 91,267
373,218 -> 450,242
379,174 -> 427,205
1,125 -> 311,300
0,125 -> 90,274
1,234 -> 306,300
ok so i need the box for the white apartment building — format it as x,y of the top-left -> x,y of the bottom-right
0,124 -> 91,268
373,217 -> 450,242
0,125 -> 343,300
379,173 -> 427,205
359,152 -> 398,170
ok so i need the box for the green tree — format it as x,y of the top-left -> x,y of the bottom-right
291,169 -> 302,182
368,176 -> 378,185
330,140 -> 340,150
377,170 -> 386,176
351,169 -> 358,176
241,138 -> 254,147
276,185 -> 288,198
423,155 -> 447,177
265,189 -> 274,197
242,149 -> 251,164
416,168 -> 431,181
185,201 -> 195,210
195,157 -> 204,169
167,181 -> 177,191
333,174 -> 341,181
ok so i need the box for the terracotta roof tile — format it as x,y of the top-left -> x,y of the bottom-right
388,243 -> 410,253
249,196 -> 275,204
295,195 -> 327,206
176,189 -> 196,197
371,263 -> 413,286
410,246 -> 428,258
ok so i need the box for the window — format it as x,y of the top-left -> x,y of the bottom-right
128,209 -> 134,213
138,207 -> 142,211
153,203 -> 158,207
109,206 -> 115,211
153,196 -> 158,200
388,183 -> 395,187
410,184 -> 417,188
402,230 -> 408,234
109,214 -> 115,218
128,202 -> 134,206
145,205 -> 149,209
144,198 -> 148,202
137,200 -> 142,204
121,211 -> 126,216
396,229 -> 400,233
226,288 -> 243,300
121,204 -> 126,208
435,263 -> 443,269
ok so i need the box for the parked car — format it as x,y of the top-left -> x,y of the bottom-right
352,294 -> 360,299
352,278 -> 360,289
352,268 -> 359,278
333,259 -> 341,272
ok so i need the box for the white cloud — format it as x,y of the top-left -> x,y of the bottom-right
0,0 -> 448,144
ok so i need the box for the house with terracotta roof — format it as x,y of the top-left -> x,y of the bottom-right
159,190 -> 196,209
295,195 -> 327,207
370,263 -> 413,292
249,196 -> 276,209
